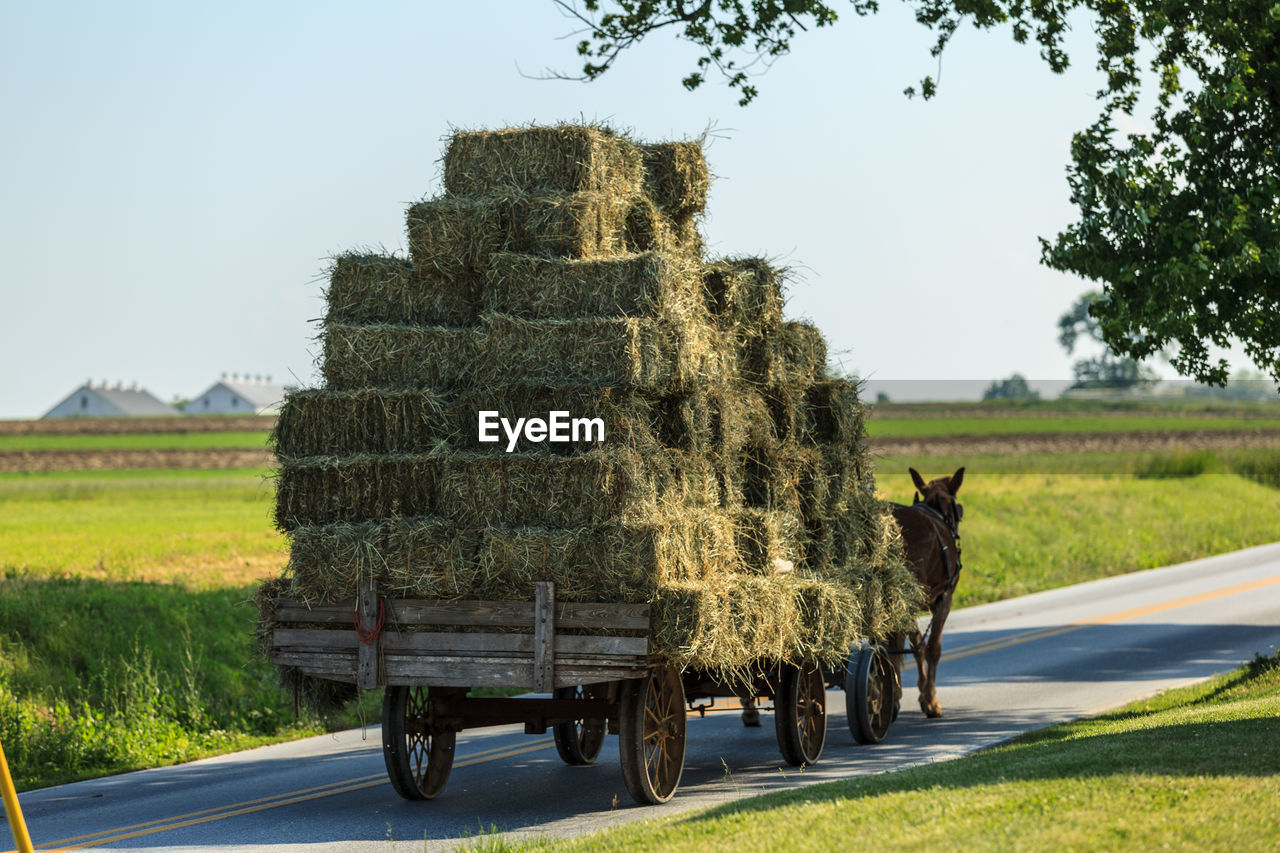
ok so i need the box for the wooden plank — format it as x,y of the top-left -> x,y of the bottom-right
273,602 -> 352,624
270,651 -> 357,679
393,600 -> 535,627
554,665 -> 649,687
557,634 -> 648,656
532,581 -> 555,693
356,575 -> 380,690
273,628 -> 359,651
383,632 -> 533,655
556,602 -> 650,631
274,629 -> 645,660
274,598 -> 650,631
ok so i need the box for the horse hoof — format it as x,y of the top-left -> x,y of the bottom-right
741,708 -> 761,727
920,697 -> 943,718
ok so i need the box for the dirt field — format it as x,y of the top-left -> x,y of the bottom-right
0,448 -> 273,472
0,415 -> 276,436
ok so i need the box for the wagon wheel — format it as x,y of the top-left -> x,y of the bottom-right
618,667 -> 686,804
382,685 -> 456,800
553,684 -> 606,765
846,645 -> 897,744
775,661 -> 827,766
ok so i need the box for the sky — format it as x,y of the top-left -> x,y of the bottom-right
0,0 -> 1206,419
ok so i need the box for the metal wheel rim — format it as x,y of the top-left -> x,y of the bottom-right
795,664 -> 826,762
865,652 -> 893,741
384,685 -> 455,799
642,668 -> 685,799
570,684 -> 605,754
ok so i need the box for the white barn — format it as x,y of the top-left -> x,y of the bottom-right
188,374 -> 286,416
44,381 -> 179,418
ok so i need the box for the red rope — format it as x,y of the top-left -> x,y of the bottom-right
353,597 -> 385,644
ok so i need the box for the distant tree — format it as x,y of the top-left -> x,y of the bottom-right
1059,292 -> 1158,390
983,373 -> 1039,401
171,396 -> 190,412
875,390 -> 890,403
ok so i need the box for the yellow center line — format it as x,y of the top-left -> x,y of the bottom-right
30,739 -> 554,852
942,572 -> 1280,663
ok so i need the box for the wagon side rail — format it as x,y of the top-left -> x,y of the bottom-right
270,580 -> 651,691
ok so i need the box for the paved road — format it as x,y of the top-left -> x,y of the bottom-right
11,543 -> 1280,852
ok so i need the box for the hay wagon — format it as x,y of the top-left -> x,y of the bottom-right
269,579 -> 900,804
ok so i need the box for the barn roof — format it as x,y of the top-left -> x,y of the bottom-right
43,382 -> 178,418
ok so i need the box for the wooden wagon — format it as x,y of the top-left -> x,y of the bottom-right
270,580 -> 900,804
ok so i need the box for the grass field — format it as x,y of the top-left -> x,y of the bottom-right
2,401 -> 1279,792
867,413 -> 1280,437
0,468 -> 345,790
476,652 -> 1280,851
0,431 -> 272,451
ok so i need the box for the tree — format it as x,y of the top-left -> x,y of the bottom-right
1058,291 -> 1158,390
983,373 -> 1039,400
556,1 -> 1280,387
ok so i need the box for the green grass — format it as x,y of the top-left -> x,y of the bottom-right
867,414 -> 1280,438
0,468 -> 372,791
0,431 -> 272,451
471,652 -> 1280,852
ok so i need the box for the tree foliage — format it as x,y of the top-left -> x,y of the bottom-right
1058,291 -> 1159,389
983,373 -> 1040,400
557,1 -> 1280,386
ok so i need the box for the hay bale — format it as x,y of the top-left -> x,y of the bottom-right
484,314 -> 727,391
740,320 -> 828,386
406,196 -> 507,279
649,574 -> 862,671
702,257 -> 784,334
732,508 -> 803,574
437,448 -> 719,528
642,141 -> 709,219
476,511 -> 737,603
321,323 -> 484,391
443,125 -> 645,197
287,517 -> 482,603
273,454 -> 441,531
482,251 -> 704,320
622,195 -> 700,256
801,378 -> 865,447
325,253 -> 478,327
273,388 -> 452,458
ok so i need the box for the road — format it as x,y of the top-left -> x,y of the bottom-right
10,542 -> 1280,852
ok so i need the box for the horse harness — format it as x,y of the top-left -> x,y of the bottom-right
909,496 -> 963,606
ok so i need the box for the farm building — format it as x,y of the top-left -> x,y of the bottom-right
43,381 -> 178,418
188,374 -> 285,415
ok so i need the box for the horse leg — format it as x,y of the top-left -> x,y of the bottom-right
907,627 -> 927,712
920,595 -> 952,719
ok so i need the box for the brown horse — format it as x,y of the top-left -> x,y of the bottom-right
890,467 -> 964,718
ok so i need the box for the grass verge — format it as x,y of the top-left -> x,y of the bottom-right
0,469 -> 373,791
469,651 -> 1280,851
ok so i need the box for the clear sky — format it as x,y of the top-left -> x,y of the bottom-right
0,1 -> 1169,419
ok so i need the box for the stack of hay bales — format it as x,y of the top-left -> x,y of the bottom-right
265,124 -> 921,674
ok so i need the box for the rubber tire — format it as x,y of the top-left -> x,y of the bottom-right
382,685 -> 456,800
618,668 -> 686,804
774,662 -> 827,766
552,684 -> 606,765
846,646 -> 896,745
